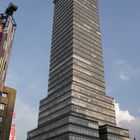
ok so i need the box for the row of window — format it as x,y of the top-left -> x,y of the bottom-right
0,116 -> 3,122
40,91 -> 114,121
49,60 -> 72,81
49,70 -> 72,90
71,98 -> 115,117
40,91 -> 71,113
68,124 -> 99,137
0,93 -> 7,98
69,135 -> 94,140
53,1 -> 73,32
50,51 -> 103,81
73,64 -> 104,82
50,39 -> 72,62
73,38 -> 103,59
73,70 -> 105,88
49,64 -> 72,85
52,11 -> 73,39
50,47 -> 72,70
38,119 -> 99,139
48,76 -> 71,95
72,105 -> 116,125
47,80 -> 71,97
73,36 -> 102,56
73,10 -> 99,31
39,109 -> 99,135
73,42 -> 103,62
69,115 -> 98,130
107,128 -> 129,137
51,31 -> 73,56
50,46 -> 72,67
71,90 -> 114,111
107,134 -> 129,140
73,58 -> 104,77
73,18 -> 101,41
74,68 -> 104,86
54,0 -> 72,21
51,42 -> 72,62
39,105 -> 71,125
73,76 -> 105,92
52,22 -> 72,47
40,92 -> 114,122
73,1 -> 99,30
73,48 -> 103,68
50,50 -> 72,71
74,20 -> 91,33
52,25 -> 73,50
39,98 -> 71,119
73,54 -> 103,71
41,84 -> 71,106
40,116 -> 69,133
36,115 -> 99,139
82,0 -> 97,9
72,84 -> 114,104
49,54 -> 72,73
50,58 -> 104,87
74,0 -> 98,21
73,28 -> 101,52
0,103 -> 5,110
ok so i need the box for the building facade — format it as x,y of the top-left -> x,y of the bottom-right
27,0 -> 130,139
0,86 -> 16,140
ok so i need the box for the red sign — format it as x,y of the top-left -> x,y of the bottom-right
9,112 -> 16,140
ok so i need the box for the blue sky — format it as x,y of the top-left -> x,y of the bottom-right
0,0 -> 140,140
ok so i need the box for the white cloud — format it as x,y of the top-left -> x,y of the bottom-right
120,73 -> 130,81
115,102 -> 140,140
115,103 -> 134,124
115,60 -> 140,81
12,98 -> 38,140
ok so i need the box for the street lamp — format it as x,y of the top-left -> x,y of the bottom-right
5,2 -> 18,16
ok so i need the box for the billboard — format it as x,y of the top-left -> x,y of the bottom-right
0,17 -> 16,91
0,22 -> 4,91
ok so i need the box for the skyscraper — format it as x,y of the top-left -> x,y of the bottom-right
27,0 -> 130,139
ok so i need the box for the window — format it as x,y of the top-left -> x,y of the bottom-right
0,104 -> 5,110
0,93 -> 7,98
0,117 -> 2,122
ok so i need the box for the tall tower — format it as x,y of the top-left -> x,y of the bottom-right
0,3 -> 17,140
27,0 -> 130,139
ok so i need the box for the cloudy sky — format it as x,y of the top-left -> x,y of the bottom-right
0,0 -> 140,140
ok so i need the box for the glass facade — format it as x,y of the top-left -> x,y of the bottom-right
99,125 -> 130,140
27,0 -> 130,139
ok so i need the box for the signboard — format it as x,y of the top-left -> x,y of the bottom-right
0,18 -> 16,91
